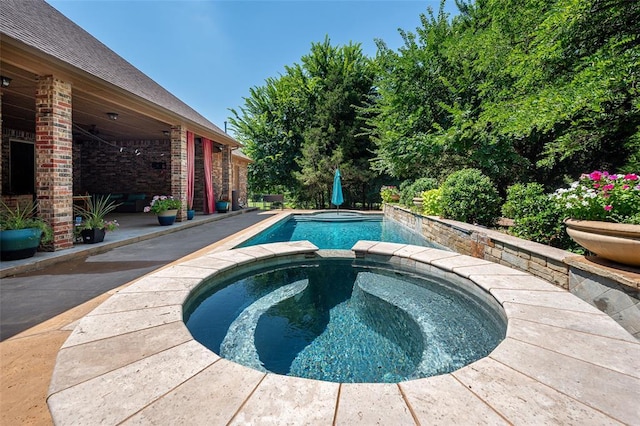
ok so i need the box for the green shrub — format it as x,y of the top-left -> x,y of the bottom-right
380,185 -> 400,203
399,177 -> 439,206
421,188 -> 443,216
503,183 -> 572,248
440,169 -> 501,227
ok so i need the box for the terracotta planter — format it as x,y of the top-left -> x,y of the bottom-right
157,209 -> 178,226
564,219 -> 640,266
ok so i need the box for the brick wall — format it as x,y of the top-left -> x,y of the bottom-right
72,136 -> 228,212
170,126 -> 187,221
212,148 -> 224,200
221,146 -> 231,199
192,140 -> 203,210
75,139 -> 171,196
231,157 -> 249,205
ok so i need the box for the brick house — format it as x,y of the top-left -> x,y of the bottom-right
0,0 -> 250,251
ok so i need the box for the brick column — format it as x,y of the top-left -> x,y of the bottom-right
170,125 -> 187,221
222,145 -> 232,200
35,75 -> 73,250
0,89 -> 4,192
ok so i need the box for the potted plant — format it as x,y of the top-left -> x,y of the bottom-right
187,201 -> 195,220
552,171 -> 640,266
144,195 -> 182,225
74,195 -> 120,244
380,186 -> 400,203
216,194 -> 230,213
0,200 -> 53,260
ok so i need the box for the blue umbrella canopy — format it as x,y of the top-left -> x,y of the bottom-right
332,169 -> 344,208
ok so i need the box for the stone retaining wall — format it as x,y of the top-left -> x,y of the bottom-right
384,204 -> 570,288
384,204 -> 640,339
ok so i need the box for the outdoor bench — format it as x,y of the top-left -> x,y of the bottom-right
262,194 -> 284,210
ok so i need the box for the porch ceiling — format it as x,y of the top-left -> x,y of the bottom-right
1,62 -> 172,142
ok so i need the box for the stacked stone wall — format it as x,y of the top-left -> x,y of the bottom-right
384,203 -> 640,338
384,204 -> 569,288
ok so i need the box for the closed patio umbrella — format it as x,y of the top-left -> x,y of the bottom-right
332,169 -> 344,213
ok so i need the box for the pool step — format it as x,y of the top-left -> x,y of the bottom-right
219,279 -> 309,371
354,272 -> 457,377
294,212 -> 381,222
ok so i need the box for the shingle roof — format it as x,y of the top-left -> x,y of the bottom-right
0,0 -> 230,139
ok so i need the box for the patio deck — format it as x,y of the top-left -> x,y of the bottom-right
2,211 -> 639,425
47,241 -> 640,425
0,209 -> 260,279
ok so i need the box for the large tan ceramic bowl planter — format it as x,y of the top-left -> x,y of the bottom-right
565,219 -> 640,266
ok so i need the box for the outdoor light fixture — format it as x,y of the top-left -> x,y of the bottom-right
0,76 -> 11,87
162,130 -> 170,137
106,112 -> 118,120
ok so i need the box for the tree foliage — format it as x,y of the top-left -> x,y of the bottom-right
231,0 -> 638,203
368,0 -> 639,189
230,37 -> 377,208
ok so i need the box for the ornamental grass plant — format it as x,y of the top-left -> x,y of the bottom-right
74,195 -> 121,232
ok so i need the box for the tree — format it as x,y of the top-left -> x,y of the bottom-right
368,0 -> 639,191
230,37 -> 378,208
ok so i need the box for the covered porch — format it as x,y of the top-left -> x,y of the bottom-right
1,0 -> 248,252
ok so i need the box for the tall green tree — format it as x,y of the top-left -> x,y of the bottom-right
230,37 -> 377,208
229,73 -> 309,194
369,0 -> 639,190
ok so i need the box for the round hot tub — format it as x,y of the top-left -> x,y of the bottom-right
184,255 -> 506,383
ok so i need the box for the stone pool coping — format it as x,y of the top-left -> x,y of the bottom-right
47,240 -> 640,424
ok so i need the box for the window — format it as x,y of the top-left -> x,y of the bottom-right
10,140 -> 35,194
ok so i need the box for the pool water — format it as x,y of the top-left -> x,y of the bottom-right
184,259 -> 505,383
237,213 -> 435,249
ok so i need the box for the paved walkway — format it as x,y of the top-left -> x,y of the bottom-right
0,209 -> 281,425
0,209 -> 274,340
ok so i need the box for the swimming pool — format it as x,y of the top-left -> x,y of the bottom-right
184,257 -> 506,383
237,211 -> 436,249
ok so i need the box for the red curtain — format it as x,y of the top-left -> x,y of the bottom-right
202,137 -> 216,214
186,131 -> 195,210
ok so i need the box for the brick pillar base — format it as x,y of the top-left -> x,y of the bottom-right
35,75 -> 73,250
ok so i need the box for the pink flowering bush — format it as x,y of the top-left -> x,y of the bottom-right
144,195 -> 182,214
552,171 -> 640,224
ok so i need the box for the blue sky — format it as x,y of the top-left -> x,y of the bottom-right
48,1 -> 459,135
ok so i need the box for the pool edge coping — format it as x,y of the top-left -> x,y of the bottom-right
47,241 -> 640,425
